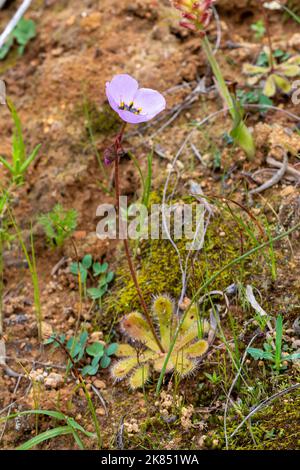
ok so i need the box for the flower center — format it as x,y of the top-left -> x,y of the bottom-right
119,101 -> 142,115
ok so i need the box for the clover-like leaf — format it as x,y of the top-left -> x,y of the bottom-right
106,271 -> 114,284
70,262 -> 79,275
93,262 -> 108,276
100,355 -> 111,368
82,363 -> 99,376
86,342 -> 104,357
106,343 -> 118,356
87,286 -> 107,300
82,254 -> 92,269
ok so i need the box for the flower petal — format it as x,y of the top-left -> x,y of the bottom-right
133,88 -> 166,117
106,74 -> 139,107
117,109 -> 150,124
106,87 -> 120,114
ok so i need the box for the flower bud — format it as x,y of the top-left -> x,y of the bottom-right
103,146 -> 116,166
171,0 -> 215,33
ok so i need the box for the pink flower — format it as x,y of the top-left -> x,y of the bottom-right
106,74 -> 166,124
172,0 -> 215,33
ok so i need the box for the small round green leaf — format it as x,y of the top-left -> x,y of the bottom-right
82,254 -> 92,269
106,343 -> 118,356
86,342 -> 104,357
100,355 -> 111,369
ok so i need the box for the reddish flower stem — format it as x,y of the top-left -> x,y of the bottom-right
114,124 -> 164,353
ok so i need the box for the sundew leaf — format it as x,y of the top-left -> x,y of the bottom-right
273,74 -> 292,93
184,339 -> 209,358
277,64 -> 300,77
121,312 -> 161,352
172,352 -> 195,376
111,357 -> 139,379
152,295 -> 174,350
115,344 -> 136,357
129,364 -> 150,389
243,64 -> 269,75
264,74 -> 276,96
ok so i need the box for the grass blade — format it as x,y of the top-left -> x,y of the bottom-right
275,315 -> 283,371
16,426 -> 72,450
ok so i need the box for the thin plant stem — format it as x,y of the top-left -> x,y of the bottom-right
114,124 -> 164,353
8,210 -> 43,341
260,1 -> 275,70
30,227 -> 42,341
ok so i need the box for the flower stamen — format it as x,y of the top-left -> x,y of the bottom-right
119,100 -> 142,115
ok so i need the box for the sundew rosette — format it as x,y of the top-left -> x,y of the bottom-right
111,295 -> 210,389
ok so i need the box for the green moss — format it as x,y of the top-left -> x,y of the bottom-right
0,49 -> 18,75
101,193 -> 262,329
210,392 -> 300,450
84,101 -> 121,136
